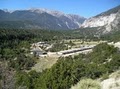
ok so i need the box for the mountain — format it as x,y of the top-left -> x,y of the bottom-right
0,8 -> 86,30
81,5 -> 120,34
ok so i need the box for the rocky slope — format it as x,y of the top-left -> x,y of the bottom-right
0,8 -> 86,30
81,5 -> 120,34
101,70 -> 120,89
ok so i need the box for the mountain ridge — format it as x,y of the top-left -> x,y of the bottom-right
0,8 -> 86,30
80,5 -> 120,34
0,5 -> 120,34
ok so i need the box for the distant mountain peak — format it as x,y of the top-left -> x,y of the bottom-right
0,8 -> 86,30
29,8 -> 65,17
2,9 -> 14,13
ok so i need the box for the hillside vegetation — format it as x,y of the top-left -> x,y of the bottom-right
15,43 -> 120,89
0,28 -> 120,89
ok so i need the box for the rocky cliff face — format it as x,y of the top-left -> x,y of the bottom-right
80,5 -> 120,34
81,14 -> 116,28
111,10 -> 120,30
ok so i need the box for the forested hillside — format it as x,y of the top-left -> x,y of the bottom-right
101,29 -> 120,42
15,43 -> 120,89
0,28 -> 64,88
0,28 -> 120,89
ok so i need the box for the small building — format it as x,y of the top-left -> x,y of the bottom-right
30,42 -> 49,57
30,45 -> 44,57
31,49 -> 43,57
37,42 -> 50,47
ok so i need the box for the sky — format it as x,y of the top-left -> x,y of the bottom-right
0,0 -> 120,18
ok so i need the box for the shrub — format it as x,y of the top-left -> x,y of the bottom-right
71,78 -> 101,89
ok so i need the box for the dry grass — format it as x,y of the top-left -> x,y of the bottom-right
71,79 -> 101,89
64,39 -> 102,48
32,55 -> 58,72
110,70 -> 120,79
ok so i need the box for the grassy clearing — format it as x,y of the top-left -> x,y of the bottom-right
32,56 -> 58,72
64,39 -> 104,46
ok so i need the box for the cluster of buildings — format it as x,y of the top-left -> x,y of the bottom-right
30,42 -> 51,57
30,41 -> 96,57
